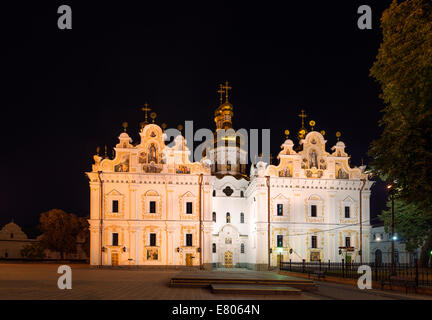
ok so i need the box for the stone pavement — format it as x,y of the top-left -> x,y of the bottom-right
0,263 -> 431,300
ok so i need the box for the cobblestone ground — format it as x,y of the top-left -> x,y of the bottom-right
0,264 -> 431,300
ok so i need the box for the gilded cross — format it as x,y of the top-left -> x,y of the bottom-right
141,102 -> 151,124
220,81 -> 232,102
298,109 -> 307,128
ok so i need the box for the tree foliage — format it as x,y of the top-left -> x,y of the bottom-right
21,242 -> 46,259
370,0 -> 432,265
380,199 -> 432,252
369,0 -> 432,263
370,0 -> 432,208
39,209 -> 82,259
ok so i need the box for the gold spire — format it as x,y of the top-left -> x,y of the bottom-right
214,81 -> 234,130
336,131 -> 341,141
122,122 -> 128,132
221,81 -> 232,103
104,145 -> 108,158
96,146 -> 100,156
284,129 -> 290,139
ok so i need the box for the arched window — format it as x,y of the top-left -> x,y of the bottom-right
227,161 -> 231,171
226,212 -> 231,224
212,243 -> 216,253
213,190 -> 216,197
375,249 -> 382,265
212,212 -> 216,222
240,212 -> 244,224
241,243 -> 245,254
240,191 -> 244,197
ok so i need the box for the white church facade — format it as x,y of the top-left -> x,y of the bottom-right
87,86 -> 373,270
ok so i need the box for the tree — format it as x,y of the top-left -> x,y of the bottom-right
39,209 -> 81,259
380,199 -> 432,264
369,0 -> 432,266
21,242 -> 46,259
78,216 -> 90,258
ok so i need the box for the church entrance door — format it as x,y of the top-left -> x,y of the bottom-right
111,252 -> 119,266
186,254 -> 193,266
224,251 -> 233,268
277,254 -> 283,267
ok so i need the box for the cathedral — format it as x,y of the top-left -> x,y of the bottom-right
86,83 -> 373,270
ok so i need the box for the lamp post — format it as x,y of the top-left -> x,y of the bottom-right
387,183 -> 396,275
266,176 -> 271,271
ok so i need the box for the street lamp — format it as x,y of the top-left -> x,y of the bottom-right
387,183 -> 396,275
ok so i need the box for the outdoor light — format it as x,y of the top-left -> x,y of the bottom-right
376,237 -> 381,241
122,247 -> 126,252
392,235 -> 398,241
289,248 -> 293,254
176,247 -> 180,253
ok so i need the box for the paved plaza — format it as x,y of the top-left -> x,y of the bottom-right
0,263 -> 431,300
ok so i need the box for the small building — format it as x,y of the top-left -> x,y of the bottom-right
0,221 -> 36,259
0,220 -> 88,260
370,225 -> 420,265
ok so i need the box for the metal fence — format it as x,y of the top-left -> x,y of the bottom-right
279,259 -> 432,287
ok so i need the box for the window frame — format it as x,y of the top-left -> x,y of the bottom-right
112,233 -> 119,246
277,235 -> 283,248
311,235 -> 317,249
345,236 -> 351,248
186,233 -> 193,247
112,200 -> 119,213
186,202 -> 193,214
277,204 -> 283,216
149,201 -> 157,214
344,206 -> 350,218
149,233 -> 156,247
310,204 -> 317,217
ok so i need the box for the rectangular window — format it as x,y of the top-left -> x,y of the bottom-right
212,243 -> 216,253
186,234 -> 193,246
150,233 -> 156,246
240,213 -> 244,224
277,235 -> 283,248
212,212 -> 216,222
344,206 -> 350,218
311,205 -> 317,217
112,200 -> 119,213
345,237 -> 351,248
186,202 -> 193,214
112,233 -> 119,246
311,236 -> 317,249
149,201 -> 156,213
277,204 -> 283,216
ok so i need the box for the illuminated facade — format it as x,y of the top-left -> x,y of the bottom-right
87,85 -> 373,269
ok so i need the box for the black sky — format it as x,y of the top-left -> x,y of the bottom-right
1,1 -> 391,230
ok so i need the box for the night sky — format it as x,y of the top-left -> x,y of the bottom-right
1,1 -> 391,232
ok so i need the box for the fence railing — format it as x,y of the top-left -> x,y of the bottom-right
279,259 -> 432,287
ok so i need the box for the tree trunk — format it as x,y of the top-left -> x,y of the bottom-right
419,231 -> 432,267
